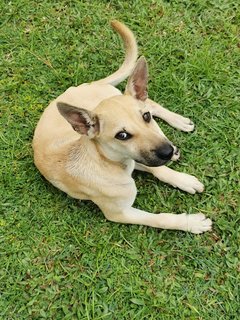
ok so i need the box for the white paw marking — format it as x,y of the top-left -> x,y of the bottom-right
168,114 -> 194,132
172,172 -> 204,194
171,147 -> 180,161
183,213 -> 212,234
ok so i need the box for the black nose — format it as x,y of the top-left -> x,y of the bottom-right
155,144 -> 174,160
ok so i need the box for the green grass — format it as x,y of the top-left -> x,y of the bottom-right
0,0 -> 239,319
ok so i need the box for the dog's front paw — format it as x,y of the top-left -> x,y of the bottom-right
168,113 -> 194,132
172,172 -> 204,194
181,213 -> 212,234
171,147 -> 180,161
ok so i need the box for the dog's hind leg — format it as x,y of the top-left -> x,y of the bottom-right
98,202 -> 211,234
146,98 -> 194,132
135,163 -> 204,194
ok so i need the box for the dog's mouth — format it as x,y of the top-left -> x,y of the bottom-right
136,145 -> 180,167
135,157 -> 170,167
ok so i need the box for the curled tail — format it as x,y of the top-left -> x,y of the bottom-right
94,20 -> 138,86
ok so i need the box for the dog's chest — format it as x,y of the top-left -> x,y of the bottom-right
64,144 -> 135,198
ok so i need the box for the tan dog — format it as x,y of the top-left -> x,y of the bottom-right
33,21 -> 212,234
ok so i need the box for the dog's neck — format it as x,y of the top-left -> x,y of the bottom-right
94,140 -> 135,175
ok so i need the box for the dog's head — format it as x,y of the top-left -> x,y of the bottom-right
57,57 -> 178,167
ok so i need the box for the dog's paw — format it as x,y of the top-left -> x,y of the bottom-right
171,147 -> 180,161
168,113 -> 195,132
172,172 -> 204,194
181,213 -> 212,234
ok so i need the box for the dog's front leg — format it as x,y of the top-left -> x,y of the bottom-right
146,98 -> 194,132
135,163 -> 204,194
98,203 -> 211,234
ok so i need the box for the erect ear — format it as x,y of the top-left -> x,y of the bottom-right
125,56 -> 148,101
57,102 -> 100,138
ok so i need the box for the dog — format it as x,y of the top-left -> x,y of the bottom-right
33,20 -> 212,234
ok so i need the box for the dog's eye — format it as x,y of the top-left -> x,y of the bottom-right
115,131 -> 132,140
143,112 -> 151,123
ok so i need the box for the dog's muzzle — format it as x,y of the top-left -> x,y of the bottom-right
138,143 -> 178,167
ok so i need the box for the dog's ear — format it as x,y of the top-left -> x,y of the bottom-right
57,102 -> 100,138
125,56 -> 148,101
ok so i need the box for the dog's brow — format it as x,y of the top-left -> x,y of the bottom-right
141,105 -> 150,112
139,107 -> 147,114
120,127 -> 133,136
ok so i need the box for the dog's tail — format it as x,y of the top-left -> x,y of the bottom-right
93,20 -> 138,86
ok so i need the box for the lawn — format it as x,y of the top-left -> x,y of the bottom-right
0,0 -> 239,319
